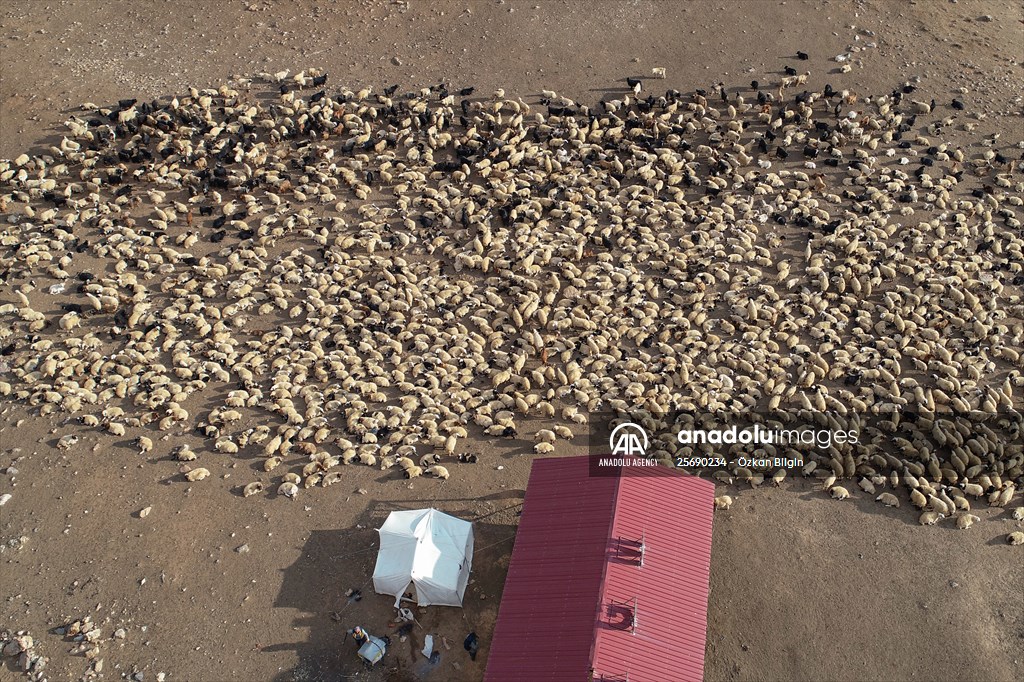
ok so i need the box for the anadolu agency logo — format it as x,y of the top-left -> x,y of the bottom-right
609,422 -> 649,457
675,423 -> 858,448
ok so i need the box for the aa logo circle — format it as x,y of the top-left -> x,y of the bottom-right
609,422 -> 648,456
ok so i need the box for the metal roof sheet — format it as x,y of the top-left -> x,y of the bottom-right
485,459 -> 618,681
591,467 -> 715,682
485,456 -> 714,682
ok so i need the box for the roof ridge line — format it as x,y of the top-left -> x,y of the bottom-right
587,464 -> 625,675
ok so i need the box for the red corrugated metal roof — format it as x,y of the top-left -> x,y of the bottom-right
485,456 -> 715,682
592,468 -> 715,681
484,458 -> 618,681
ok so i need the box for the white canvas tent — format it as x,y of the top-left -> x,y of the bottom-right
372,508 -> 474,607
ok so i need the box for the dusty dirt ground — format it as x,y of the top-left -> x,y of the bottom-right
1,1 -> 1023,680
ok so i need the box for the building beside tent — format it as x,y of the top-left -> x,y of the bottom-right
485,456 -> 715,682
372,508 -> 474,608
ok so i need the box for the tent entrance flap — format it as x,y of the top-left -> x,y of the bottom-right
371,508 -> 474,607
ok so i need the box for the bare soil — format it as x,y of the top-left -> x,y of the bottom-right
1,1 -> 1022,681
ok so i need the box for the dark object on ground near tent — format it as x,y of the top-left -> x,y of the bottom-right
464,632 -> 479,661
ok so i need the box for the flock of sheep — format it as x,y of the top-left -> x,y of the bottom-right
0,66 -> 1021,534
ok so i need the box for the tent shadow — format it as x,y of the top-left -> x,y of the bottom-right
265,524 -> 385,682
267,499 -> 521,681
